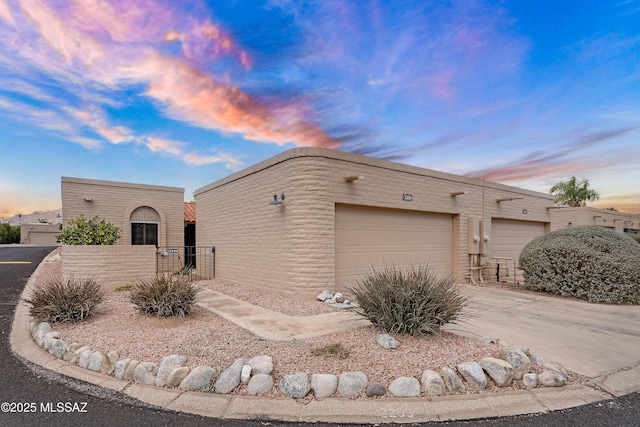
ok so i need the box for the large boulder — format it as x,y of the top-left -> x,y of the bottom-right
247,374 -> 274,395
456,362 -> 487,390
311,374 -> 338,398
248,355 -> 273,375
214,358 -> 246,394
480,357 -> 514,387
421,370 -> 445,396
179,366 -> 216,391
337,372 -> 368,397
279,373 -> 310,399
134,362 -> 158,385
440,367 -> 466,393
389,377 -> 420,397
155,355 -> 187,387
502,347 -> 531,380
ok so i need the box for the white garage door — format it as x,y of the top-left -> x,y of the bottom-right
335,205 -> 453,288
491,219 -> 547,281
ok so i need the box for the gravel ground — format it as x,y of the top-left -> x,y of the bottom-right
31,258 -> 581,398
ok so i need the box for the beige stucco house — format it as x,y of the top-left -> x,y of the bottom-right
194,148 -> 561,298
61,177 -> 184,247
549,206 -> 640,233
20,223 -> 61,245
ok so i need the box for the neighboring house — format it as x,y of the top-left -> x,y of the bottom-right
549,206 -> 640,233
61,177 -> 184,247
194,147 -> 558,298
20,223 -> 61,245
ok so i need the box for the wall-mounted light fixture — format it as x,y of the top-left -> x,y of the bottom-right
269,192 -> 285,205
449,191 -> 467,197
484,235 -> 491,242
496,197 -> 524,203
473,235 -> 480,242
84,197 -> 93,202
343,176 -> 363,182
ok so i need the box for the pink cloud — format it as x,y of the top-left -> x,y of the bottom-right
129,53 -> 339,148
145,136 -> 184,157
466,160 -> 597,183
19,0 -> 104,66
0,0 -> 14,23
183,152 -> 243,169
72,108 -> 132,144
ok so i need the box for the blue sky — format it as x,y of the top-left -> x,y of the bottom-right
1,0 -> 639,218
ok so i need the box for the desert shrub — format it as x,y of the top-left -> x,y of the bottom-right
57,215 -> 121,245
24,276 -> 105,323
519,225 -> 640,304
348,264 -> 467,336
130,274 -> 200,317
625,233 -> 640,244
310,342 -> 350,359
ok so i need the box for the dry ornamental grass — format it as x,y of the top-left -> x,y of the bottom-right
35,258 -> 581,397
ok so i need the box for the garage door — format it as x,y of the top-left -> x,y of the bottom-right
335,205 -> 453,288
491,219 -> 547,281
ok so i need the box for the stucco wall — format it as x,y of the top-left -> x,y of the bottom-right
62,245 -> 156,291
195,148 -> 555,298
549,206 -> 640,233
61,177 -> 184,247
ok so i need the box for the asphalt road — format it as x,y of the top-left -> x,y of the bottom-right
0,246 -> 638,427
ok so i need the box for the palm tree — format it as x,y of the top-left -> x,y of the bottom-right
550,176 -> 600,207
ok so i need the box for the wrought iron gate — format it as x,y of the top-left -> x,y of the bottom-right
156,246 -> 215,279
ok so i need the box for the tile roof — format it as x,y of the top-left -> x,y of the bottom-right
184,202 -> 196,224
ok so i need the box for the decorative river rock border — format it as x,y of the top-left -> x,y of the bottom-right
31,320 -> 568,399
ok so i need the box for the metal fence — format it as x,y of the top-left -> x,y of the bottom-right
156,246 -> 215,280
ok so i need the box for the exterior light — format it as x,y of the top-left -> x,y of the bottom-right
484,235 -> 491,242
496,197 -> 524,203
269,192 -> 285,205
344,176 -> 363,182
84,197 -> 93,202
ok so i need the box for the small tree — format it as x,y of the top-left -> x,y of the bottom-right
550,176 -> 599,207
57,215 -> 121,245
0,223 -> 20,244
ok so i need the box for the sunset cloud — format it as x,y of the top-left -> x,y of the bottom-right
1,0 -> 339,158
128,53 -> 340,148
0,0 -> 14,23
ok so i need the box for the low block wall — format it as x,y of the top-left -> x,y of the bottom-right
62,245 -> 156,290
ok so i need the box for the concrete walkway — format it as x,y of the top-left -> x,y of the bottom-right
9,254 -> 640,423
447,284 -> 640,396
196,288 -> 371,341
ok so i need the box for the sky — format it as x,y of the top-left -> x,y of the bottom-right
0,0 -> 639,218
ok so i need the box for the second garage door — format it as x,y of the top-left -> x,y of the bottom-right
490,218 -> 547,282
335,204 -> 453,289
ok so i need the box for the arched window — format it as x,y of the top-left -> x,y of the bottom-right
130,206 -> 160,245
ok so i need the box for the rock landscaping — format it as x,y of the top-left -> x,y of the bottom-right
30,319 -> 568,399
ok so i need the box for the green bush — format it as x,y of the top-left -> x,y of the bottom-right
625,233 -> 640,244
130,275 -> 200,317
57,215 -> 121,245
348,264 -> 467,336
0,223 -> 20,244
24,276 -> 105,323
519,225 -> 640,304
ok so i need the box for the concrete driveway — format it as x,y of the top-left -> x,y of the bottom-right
447,284 -> 640,394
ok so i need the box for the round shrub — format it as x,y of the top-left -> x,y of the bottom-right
57,215 -> 121,245
519,225 -> 640,304
348,264 -> 467,336
24,276 -> 105,323
130,275 -> 200,317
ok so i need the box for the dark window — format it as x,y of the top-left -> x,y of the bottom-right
131,223 -> 158,245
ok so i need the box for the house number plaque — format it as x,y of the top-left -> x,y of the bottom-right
402,193 -> 413,201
